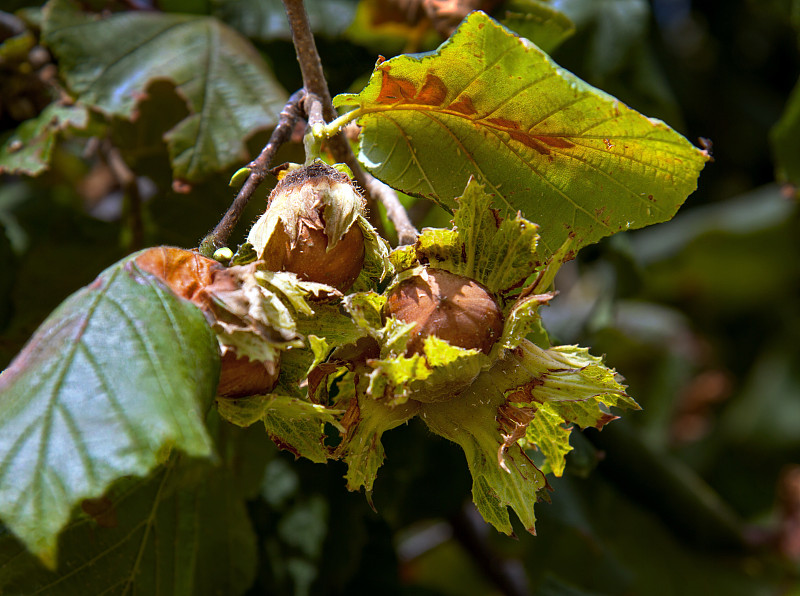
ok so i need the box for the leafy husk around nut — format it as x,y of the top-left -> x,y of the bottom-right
247,161 -> 368,292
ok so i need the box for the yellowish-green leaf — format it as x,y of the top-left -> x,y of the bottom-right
261,397 -> 342,464
334,11 -> 708,260
504,341 -> 639,429
414,179 -> 540,294
522,403 -> 573,477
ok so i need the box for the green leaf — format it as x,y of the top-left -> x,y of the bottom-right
0,255 -> 219,564
334,11 -> 708,260
294,303 -> 365,347
771,76 -> 800,187
0,103 -> 89,176
498,0 -> 576,53
498,293 -> 554,350
420,370 -> 549,535
336,394 -> 419,492
42,0 -> 287,182
203,265 -> 303,365
342,291 -> 386,334
0,455 -> 258,595
417,338 -> 638,533
366,352 -> 432,404
354,215 -> 394,288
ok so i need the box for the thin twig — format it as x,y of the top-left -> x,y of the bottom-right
363,173 -> 418,245
199,89 -> 306,256
281,0 -> 395,238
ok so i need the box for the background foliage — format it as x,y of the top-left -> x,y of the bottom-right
1,0 -> 799,594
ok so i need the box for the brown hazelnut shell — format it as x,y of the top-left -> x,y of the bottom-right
262,220 -> 365,292
384,268 -> 504,356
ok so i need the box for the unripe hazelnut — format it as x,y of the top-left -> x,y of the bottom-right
248,162 -> 366,292
383,268 -> 504,356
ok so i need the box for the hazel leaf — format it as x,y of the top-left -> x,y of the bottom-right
202,265 -> 302,364
294,303 -> 366,348
255,270 -> 335,317
522,403 -> 573,477
365,334 -> 492,406
499,293 -> 554,350
216,394 -> 274,428
42,0 -> 287,182
334,11 -> 708,261
0,447 -> 259,595
261,397 -> 343,464
418,338 -> 638,534
217,393 -> 343,463
0,256 -> 219,565
366,353 -> 432,405
355,215 -> 393,287
343,292 -> 386,334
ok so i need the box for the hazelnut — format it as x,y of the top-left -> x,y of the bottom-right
247,162 -> 366,292
384,268 -> 504,356
216,352 -> 279,398
261,212 -> 364,291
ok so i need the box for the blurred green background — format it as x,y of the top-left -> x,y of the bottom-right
2,0 -> 800,594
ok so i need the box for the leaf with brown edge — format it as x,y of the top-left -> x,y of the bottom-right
334,11 -> 709,261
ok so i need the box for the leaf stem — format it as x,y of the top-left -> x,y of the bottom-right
199,89 -> 306,256
319,110 -> 362,138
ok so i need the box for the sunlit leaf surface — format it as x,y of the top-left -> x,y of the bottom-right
335,11 -> 708,260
